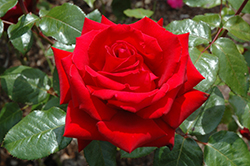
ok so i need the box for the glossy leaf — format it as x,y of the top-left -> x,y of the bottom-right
39,3 -> 85,44
0,19 -> 3,38
0,0 -> 18,17
7,28 -> 33,55
204,131 -> 250,166
180,87 -> 225,135
46,42 -> 75,56
0,102 -> 22,143
227,0 -> 250,14
229,95 -> 250,129
154,135 -> 203,166
211,38 -> 249,97
3,107 -> 72,160
43,97 -> 67,111
183,0 -> 225,8
1,65 -> 51,105
221,7 -> 235,17
193,13 -> 221,28
124,8 -> 153,19
84,141 -> 117,166
8,14 -> 39,40
86,9 -> 102,22
166,19 -> 211,46
83,0 -> 96,8
223,16 -> 250,41
189,47 -> 219,92
120,147 -> 156,158
53,68 -> 60,96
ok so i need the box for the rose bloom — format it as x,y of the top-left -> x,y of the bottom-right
167,0 -> 183,9
240,127 -> 250,140
1,0 -> 37,28
52,16 -> 208,153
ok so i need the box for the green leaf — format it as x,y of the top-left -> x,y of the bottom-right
221,7 -> 235,17
86,9 -> 102,22
120,147 -> 156,158
223,16 -> 250,41
154,135 -> 203,166
0,0 -> 18,17
211,38 -> 249,97
84,141 -> 117,166
7,28 -> 33,55
8,14 -> 39,40
42,97 -> 67,111
39,3 -> 85,44
227,0 -> 250,14
0,102 -> 22,143
183,0 -> 225,8
1,65 -> 51,105
3,107 -> 72,160
124,8 -> 153,19
229,95 -> 250,129
189,47 -> 219,92
166,19 -> 211,46
180,87 -> 225,135
244,50 -> 250,67
52,68 -> 60,96
193,13 -> 221,29
46,42 -> 75,56
0,19 -> 3,38
204,131 -> 250,166
83,0 -> 96,8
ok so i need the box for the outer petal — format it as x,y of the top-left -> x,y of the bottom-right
73,30 -> 100,72
177,33 -> 205,94
81,17 -> 109,35
52,47 -> 72,104
162,89 -> 209,129
64,101 -> 103,140
101,15 -> 116,25
69,65 -> 117,120
143,118 -> 175,149
157,18 -> 164,27
97,111 -> 166,153
77,139 -> 91,152
130,17 -> 182,87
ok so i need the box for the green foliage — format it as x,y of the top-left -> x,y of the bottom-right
0,19 -> 3,37
124,8 -> 154,19
154,135 -> 203,166
227,0 -> 250,14
120,147 -> 156,158
83,0 -> 96,8
166,19 -> 212,46
180,87 -> 225,135
1,66 -> 51,105
193,13 -> 221,29
0,102 -> 22,143
84,141 -> 117,166
183,0 -> 225,8
39,3 -> 86,44
3,107 -> 72,160
204,131 -> 250,166
0,0 -> 18,17
111,0 -> 131,20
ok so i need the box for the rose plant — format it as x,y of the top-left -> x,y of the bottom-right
1,0 -> 250,165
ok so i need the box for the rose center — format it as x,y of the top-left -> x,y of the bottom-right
111,40 -> 136,58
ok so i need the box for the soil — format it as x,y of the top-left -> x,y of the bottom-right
0,0 -> 232,166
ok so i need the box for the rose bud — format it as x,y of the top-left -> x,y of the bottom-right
167,0 -> 183,9
1,0 -> 38,29
240,127 -> 250,140
52,16 -> 209,153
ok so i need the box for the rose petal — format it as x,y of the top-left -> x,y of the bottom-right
162,89 -> 209,129
73,30 -> 100,72
97,111 -> 166,153
69,65 -> 117,120
77,139 -> 92,152
157,18 -> 164,27
101,15 -> 116,25
143,118 -> 175,148
177,33 -> 205,94
52,47 -> 72,104
81,17 -> 109,35
130,17 -> 182,87
64,101 -> 103,140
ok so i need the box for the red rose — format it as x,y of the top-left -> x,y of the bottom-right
1,0 -> 38,28
240,127 -> 250,140
52,16 -> 208,153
